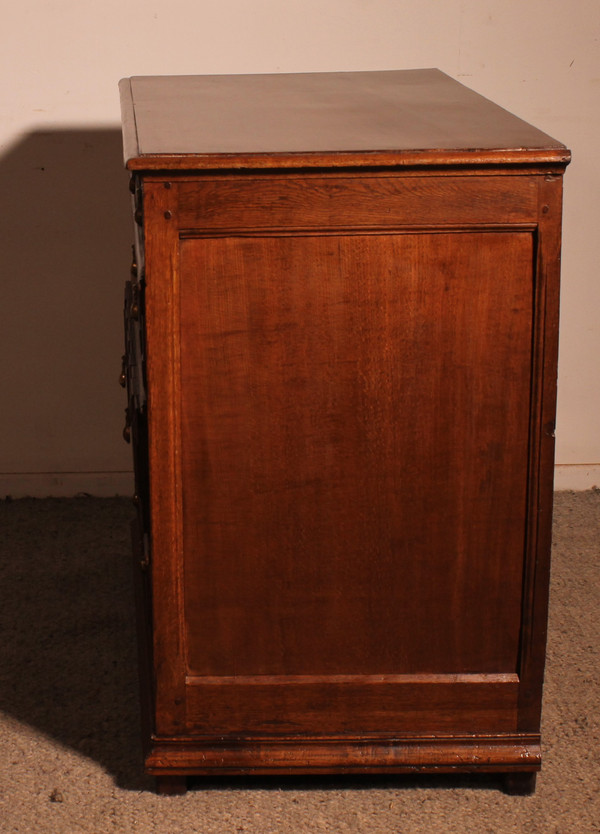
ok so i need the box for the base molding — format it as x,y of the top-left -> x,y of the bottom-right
553,463 -> 600,491
145,734 -> 541,776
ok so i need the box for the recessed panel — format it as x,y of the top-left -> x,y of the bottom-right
178,231 -> 533,678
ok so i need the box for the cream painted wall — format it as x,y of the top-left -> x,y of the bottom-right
1,0 -> 598,495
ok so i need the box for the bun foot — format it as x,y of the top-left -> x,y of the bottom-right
156,775 -> 188,795
503,772 -> 537,795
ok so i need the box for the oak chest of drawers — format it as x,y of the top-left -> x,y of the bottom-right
119,69 -> 570,794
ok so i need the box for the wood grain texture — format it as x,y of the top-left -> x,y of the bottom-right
175,174 -> 539,230
182,675 -> 520,735
142,182 -> 187,736
120,70 -> 570,171
122,72 -> 570,791
517,174 -> 565,731
178,229 -> 533,684
145,734 -> 542,776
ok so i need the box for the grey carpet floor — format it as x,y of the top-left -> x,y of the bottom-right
0,491 -> 598,833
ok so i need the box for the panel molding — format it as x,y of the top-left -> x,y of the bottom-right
186,672 -> 519,686
145,733 -> 541,775
179,223 -> 538,239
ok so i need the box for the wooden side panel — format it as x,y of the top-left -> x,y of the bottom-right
143,183 -> 187,735
176,175 -> 539,230
183,675 -> 519,735
517,174 -> 564,731
176,228 -> 535,734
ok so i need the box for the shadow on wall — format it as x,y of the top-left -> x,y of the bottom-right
0,129 -> 133,484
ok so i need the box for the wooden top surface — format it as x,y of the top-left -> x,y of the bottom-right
120,69 -> 570,170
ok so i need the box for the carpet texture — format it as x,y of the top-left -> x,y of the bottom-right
0,491 -> 598,833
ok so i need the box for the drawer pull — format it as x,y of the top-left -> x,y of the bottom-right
123,407 -> 132,443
